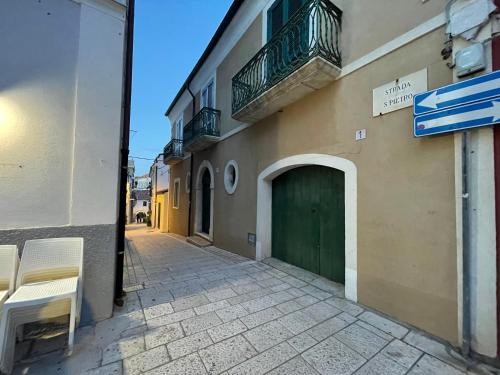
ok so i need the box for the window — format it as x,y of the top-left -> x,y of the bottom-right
142,201 -> 147,207
175,116 -> 183,140
224,160 -> 239,195
201,78 -> 215,109
173,178 -> 181,209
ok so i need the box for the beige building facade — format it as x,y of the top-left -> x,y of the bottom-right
163,0 -> 499,361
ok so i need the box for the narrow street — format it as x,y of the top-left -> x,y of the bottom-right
10,226 -> 484,374
114,226 -> 474,374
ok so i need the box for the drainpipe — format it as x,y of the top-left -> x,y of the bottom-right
154,153 -> 162,228
115,0 -> 135,307
155,155 -> 158,228
444,0 -> 473,358
462,131 -> 472,359
187,84 -> 195,236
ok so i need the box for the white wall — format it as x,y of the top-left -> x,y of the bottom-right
156,163 -> 170,193
0,0 -> 80,228
135,176 -> 151,190
0,0 -> 126,230
133,200 -> 149,215
70,1 -> 125,226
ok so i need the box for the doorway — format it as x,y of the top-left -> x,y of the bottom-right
157,203 -> 161,229
195,160 -> 215,240
201,169 -> 211,235
272,165 -> 345,283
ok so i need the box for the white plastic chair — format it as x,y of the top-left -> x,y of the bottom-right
0,238 -> 83,374
0,245 -> 19,311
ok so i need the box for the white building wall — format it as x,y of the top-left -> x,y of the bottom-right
156,163 -> 170,192
70,2 -> 125,226
0,0 -> 125,230
0,0 -> 127,323
0,0 -> 80,229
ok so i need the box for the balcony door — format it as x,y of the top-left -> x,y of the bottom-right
267,0 -> 308,83
175,117 -> 183,153
267,0 -> 306,40
175,117 -> 183,140
201,79 -> 215,109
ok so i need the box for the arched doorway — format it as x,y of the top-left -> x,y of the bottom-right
272,166 -> 345,283
195,160 -> 215,240
201,169 -> 211,234
256,154 -> 357,301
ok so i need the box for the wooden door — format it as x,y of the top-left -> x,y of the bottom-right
272,166 -> 345,283
201,169 -> 211,234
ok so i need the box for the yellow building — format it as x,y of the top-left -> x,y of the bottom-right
163,0 -> 499,361
150,155 -> 170,232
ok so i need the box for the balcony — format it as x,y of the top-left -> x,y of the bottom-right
183,107 -> 221,153
232,0 -> 342,123
163,139 -> 184,165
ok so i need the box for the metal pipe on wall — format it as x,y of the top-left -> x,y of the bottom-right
187,85 -> 195,237
462,130 -> 472,359
115,0 -> 135,307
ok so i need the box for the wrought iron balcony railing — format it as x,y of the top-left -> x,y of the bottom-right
163,139 -> 183,163
183,107 -> 221,146
232,0 -> 342,115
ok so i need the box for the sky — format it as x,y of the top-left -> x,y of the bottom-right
130,0 -> 233,176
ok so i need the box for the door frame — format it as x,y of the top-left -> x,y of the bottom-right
256,154 -> 357,301
195,160 -> 215,241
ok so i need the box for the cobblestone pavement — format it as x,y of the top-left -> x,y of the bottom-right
13,225 -> 491,374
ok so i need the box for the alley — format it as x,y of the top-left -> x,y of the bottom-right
113,227 -> 476,374
11,226 -> 485,374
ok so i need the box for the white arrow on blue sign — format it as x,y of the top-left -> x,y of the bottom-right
414,98 -> 500,137
414,70 -> 500,116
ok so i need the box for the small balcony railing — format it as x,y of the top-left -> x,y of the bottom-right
232,0 -> 342,116
183,107 -> 221,152
163,139 -> 184,165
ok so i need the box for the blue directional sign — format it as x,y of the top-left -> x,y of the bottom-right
413,70 -> 500,137
414,70 -> 500,116
414,98 -> 500,137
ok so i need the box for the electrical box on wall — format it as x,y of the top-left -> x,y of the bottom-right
455,43 -> 486,77
248,233 -> 256,247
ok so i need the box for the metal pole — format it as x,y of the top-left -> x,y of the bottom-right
462,130 -> 471,359
115,0 -> 135,307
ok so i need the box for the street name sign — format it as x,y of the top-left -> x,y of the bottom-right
413,70 -> 500,137
373,69 -> 427,117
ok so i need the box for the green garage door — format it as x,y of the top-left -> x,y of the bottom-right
272,166 -> 345,283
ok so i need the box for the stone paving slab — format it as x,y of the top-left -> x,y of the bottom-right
123,345 -> 169,375
144,322 -> 184,349
333,323 -> 390,359
207,319 -> 248,343
166,331 -> 213,359
226,342 -> 297,375
267,356 -> 319,375
243,320 -> 294,352
302,336 -> 366,375
215,304 -> 250,323
144,352 -> 207,375
102,334 -> 145,365
13,227 -> 488,375
381,339 -> 423,369
355,351 -> 408,375
198,334 -> 257,374
181,311 -> 223,336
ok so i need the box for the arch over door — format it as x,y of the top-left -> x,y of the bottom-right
272,165 -> 345,283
